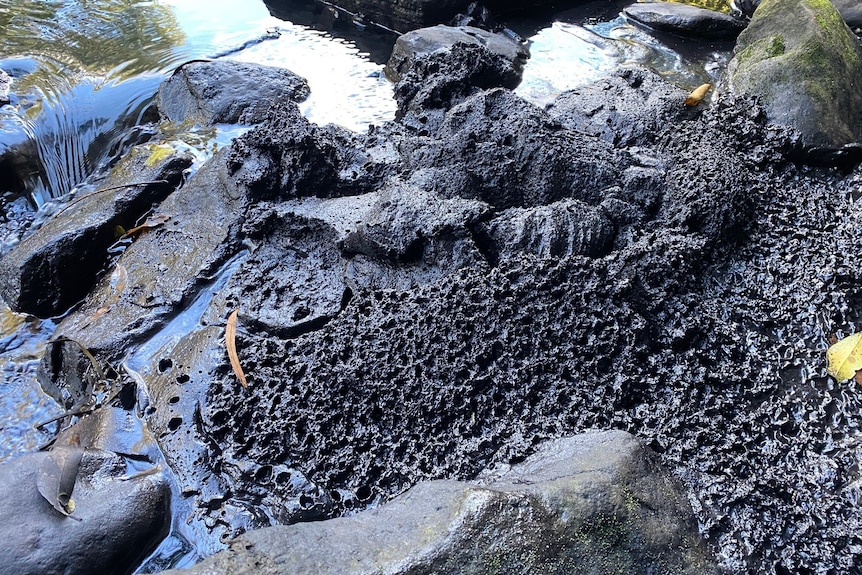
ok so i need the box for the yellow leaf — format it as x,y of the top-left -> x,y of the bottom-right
684,83 -> 712,107
226,310 -> 248,388
826,332 -> 862,381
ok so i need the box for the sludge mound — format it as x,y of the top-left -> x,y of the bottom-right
190,72 -> 862,572
33,51 -> 862,572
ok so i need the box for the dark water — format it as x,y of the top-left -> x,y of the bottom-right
0,0 -> 735,571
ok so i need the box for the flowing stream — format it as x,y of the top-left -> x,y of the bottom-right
0,0 -> 734,571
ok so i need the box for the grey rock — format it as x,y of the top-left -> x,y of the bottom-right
549,67 -> 690,147
624,1 -> 747,39
0,447 -> 169,575
0,143 -> 192,318
386,25 -> 528,83
725,0 -> 862,150
157,60 -> 310,126
155,431 -> 719,575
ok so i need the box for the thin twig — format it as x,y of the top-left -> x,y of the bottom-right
52,180 -> 169,219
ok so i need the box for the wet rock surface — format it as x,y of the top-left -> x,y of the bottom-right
623,1 -> 747,39
725,0 -> 862,151
0,447 -> 169,575
834,0 -> 862,28
0,144 -> 192,317
156,60 -> 310,126
158,431 -> 719,575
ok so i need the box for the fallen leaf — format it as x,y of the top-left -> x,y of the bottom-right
120,214 -> 171,240
226,310 -> 248,388
684,83 -> 712,107
36,447 -> 83,519
826,332 -> 862,381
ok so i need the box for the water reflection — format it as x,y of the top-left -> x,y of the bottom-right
0,0 -> 398,207
516,16 -> 731,107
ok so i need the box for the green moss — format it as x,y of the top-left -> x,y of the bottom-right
767,35 -> 786,57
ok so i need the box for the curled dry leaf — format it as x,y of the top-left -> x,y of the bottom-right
826,331 -> 862,382
36,447 -> 83,519
120,213 -> 171,240
684,83 -> 712,107
226,310 -> 248,388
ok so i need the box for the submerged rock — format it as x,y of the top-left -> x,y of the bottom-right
725,0 -> 862,157
156,431 -> 719,575
0,143 -> 192,318
157,60 -> 310,126
623,1 -> 747,39
0,447 -> 169,575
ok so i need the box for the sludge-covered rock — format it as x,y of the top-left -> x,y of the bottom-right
226,103 -> 394,200
401,88 -> 626,209
476,198 -> 616,262
157,60 -> 310,126
388,25 -> 528,129
156,431 -> 719,575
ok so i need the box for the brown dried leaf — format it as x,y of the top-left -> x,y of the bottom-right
684,83 -> 712,107
120,213 -> 171,240
36,447 -> 83,519
226,310 -> 247,388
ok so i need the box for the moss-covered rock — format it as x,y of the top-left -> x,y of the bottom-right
155,432 -> 719,575
725,0 -> 862,148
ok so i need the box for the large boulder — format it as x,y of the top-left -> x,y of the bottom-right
156,60 -> 310,126
725,0 -> 862,154
386,25 -> 528,83
623,1 -> 747,39
737,0 -> 862,27
0,447 -> 169,575
155,431 -> 719,575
